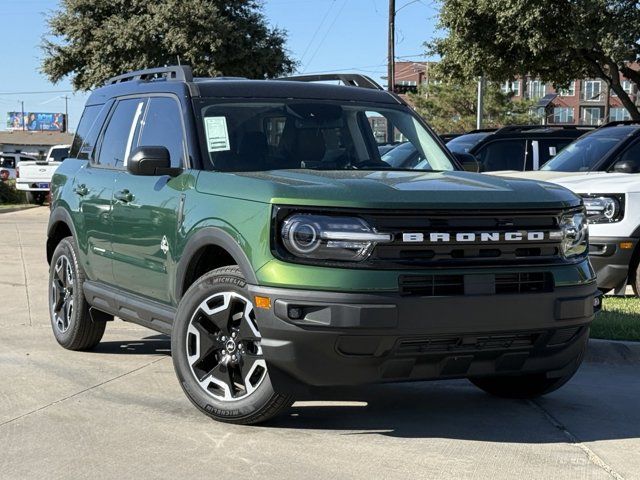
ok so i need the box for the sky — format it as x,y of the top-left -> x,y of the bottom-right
0,0 -> 440,132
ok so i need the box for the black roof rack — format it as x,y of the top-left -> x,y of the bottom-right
105,65 -> 193,85
278,73 -> 384,91
599,120 -> 640,128
493,124 -> 594,134
467,128 -> 498,134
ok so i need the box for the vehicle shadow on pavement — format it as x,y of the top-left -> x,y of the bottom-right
265,378 -> 640,444
92,334 -> 171,356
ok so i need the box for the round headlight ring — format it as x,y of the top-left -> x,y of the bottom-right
602,197 -> 618,220
286,220 -> 321,254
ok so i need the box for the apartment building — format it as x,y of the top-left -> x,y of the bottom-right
394,61 -> 640,125
500,76 -> 640,125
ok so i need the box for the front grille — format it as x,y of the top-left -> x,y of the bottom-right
396,331 -> 542,355
362,209 -> 565,267
399,272 -> 554,296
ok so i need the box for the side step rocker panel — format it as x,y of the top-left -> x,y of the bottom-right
83,281 -> 175,335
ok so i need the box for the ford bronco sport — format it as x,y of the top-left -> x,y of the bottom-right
47,66 -> 599,425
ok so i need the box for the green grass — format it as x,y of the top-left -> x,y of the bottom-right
591,296 -> 640,341
0,204 -> 31,210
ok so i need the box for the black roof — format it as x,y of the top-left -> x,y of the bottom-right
87,66 -> 401,106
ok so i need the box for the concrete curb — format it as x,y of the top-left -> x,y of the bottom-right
0,205 -> 38,215
586,338 -> 640,365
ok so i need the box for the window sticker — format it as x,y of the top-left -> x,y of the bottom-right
204,116 -> 231,152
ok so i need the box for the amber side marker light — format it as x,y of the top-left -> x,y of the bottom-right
620,242 -> 634,250
254,296 -> 271,309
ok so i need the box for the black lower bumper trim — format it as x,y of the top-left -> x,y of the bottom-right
248,283 -> 597,389
589,236 -> 638,292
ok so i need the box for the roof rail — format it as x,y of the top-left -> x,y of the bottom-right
105,65 -> 193,85
599,120 -> 640,128
494,124 -> 594,134
467,128 -> 498,134
278,73 -> 384,91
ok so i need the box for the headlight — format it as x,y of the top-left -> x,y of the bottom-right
558,211 -> 588,258
280,214 -> 392,262
582,195 -> 624,223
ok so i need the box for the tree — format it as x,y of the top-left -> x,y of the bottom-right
410,79 -> 538,133
41,0 -> 296,90
430,0 -> 640,120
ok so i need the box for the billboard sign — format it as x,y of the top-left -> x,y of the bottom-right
7,112 -> 66,132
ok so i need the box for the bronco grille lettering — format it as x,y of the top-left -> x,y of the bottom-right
402,231 -> 549,243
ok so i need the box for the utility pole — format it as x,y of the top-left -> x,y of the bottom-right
20,100 -> 25,131
476,76 -> 485,129
388,0 -> 395,93
604,84 -> 611,124
63,95 -> 69,132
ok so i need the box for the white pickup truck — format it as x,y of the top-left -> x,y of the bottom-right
494,169 -> 640,296
16,144 -> 70,204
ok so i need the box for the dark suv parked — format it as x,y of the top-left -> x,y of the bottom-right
447,125 -> 593,172
47,67 -> 598,424
540,121 -> 640,173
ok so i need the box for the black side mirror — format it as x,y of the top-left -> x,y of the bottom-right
452,152 -> 480,173
127,146 -> 174,176
612,160 -> 639,174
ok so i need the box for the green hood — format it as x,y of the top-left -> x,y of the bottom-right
196,169 -> 580,210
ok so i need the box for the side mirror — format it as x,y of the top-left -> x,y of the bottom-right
452,152 -> 480,173
612,160 -> 639,174
127,146 -> 173,176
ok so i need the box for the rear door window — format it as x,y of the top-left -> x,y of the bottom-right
536,139 -> 573,168
476,140 -> 527,171
95,98 -> 145,169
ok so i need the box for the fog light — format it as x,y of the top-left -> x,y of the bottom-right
288,307 -> 303,320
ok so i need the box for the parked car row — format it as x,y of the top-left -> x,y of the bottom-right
485,120 -> 640,296
380,120 -> 640,297
0,145 -> 70,204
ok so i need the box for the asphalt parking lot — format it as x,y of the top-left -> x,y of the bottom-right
1,207 -> 639,480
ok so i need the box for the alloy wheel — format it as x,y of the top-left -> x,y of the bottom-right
186,292 -> 267,402
50,255 -> 74,334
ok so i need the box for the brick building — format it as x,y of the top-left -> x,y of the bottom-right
395,61 -> 640,126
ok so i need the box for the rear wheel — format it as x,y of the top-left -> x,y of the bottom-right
470,372 -> 577,399
48,237 -> 108,350
172,266 -> 293,424
470,345 -> 585,399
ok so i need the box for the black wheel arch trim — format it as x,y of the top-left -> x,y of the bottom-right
176,227 -> 259,301
47,206 -> 79,264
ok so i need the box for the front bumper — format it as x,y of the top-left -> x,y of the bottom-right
589,236 -> 638,293
249,282 -> 599,390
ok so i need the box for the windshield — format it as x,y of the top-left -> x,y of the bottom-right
446,132 -> 492,154
199,100 -> 456,172
541,129 -> 630,171
381,142 -> 420,168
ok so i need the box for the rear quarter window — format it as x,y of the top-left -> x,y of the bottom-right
70,103 -> 112,160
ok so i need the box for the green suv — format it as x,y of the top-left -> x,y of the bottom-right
47,67 -> 599,424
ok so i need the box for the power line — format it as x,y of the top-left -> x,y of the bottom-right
0,90 -> 74,96
303,0 -> 349,73
299,0 -> 337,64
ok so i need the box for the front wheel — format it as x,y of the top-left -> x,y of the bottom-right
171,266 -> 293,425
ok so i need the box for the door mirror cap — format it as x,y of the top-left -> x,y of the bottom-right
452,152 -> 480,173
127,146 -> 176,176
612,159 -> 639,174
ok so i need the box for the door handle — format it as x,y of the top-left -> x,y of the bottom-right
114,189 -> 134,203
74,184 -> 89,196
